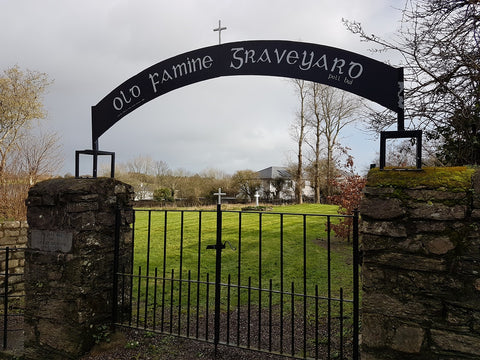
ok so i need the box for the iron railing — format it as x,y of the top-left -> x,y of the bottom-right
114,207 -> 359,359
0,246 -> 25,350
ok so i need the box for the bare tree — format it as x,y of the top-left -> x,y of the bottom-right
126,155 -> 155,176
305,84 -> 362,199
0,66 -> 54,220
0,66 -> 51,178
153,160 -> 170,178
15,129 -> 63,185
290,79 -> 308,204
306,83 -> 323,203
343,0 -> 480,165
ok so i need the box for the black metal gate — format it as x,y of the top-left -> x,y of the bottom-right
113,205 -> 359,359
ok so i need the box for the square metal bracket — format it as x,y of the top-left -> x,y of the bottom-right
380,130 -> 422,170
75,149 -> 115,178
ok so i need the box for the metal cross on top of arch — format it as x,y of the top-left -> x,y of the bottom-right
75,40 -> 422,178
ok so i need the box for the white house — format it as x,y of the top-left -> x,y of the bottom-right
256,166 -> 314,202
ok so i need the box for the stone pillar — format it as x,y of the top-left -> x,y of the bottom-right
24,178 -> 134,360
359,167 -> 480,359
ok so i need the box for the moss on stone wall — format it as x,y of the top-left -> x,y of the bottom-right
360,168 -> 480,359
367,166 -> 475,191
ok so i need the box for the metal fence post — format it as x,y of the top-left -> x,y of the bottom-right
3,247 -> 9,350
112,209 -> 121,325
214,201 -> 223,354
352,209 -> 360,359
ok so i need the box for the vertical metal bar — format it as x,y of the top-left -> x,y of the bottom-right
247,276 -> 251,348
145,211 -> 152,271
269,278 -> 273,352
136,266 -> 142,328
153,268 -> 158,331
75,151 -> 80,178
178,211 -> 185,335
170,269 -> 174,333
327,216 -> 332,359
144,210 -> 152,327
226,274 -> 231,344
206,273 -> 210,340
352,210 -> 360,360
291,281 -> 295,357
380,132 -> 387,170
196,211 -> 202,339
187,270 -> 191,337
340,288 -> 344,360
161,212 -> 168,332
258,212 -> 263,350
280,213 -> 284,354
416,131 -> 423,169
129,212 -> 136,326
315,285 -> 319,359
236,212 -> 242,346
303,215 -> 307,358
110,152 -> 115,178
3,247 -> 9,350
121,266 -> 126,324
112,210 -> 121,324
92,137 -> 99,177
93,148 -> 98,178
214,203 -> 223,353
397,67 -> 405,131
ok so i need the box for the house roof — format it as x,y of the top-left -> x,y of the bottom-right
257,166 -> 292,180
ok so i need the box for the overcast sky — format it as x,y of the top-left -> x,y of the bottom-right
1,0 -> 404,177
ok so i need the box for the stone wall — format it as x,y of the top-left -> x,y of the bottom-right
0,221 -> 27,297
359,167 -> 480,359
24,178 -> 134,360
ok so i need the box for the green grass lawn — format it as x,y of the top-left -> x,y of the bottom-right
128,204 -> 355,313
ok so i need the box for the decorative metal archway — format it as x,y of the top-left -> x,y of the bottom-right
75,40 -> 421,177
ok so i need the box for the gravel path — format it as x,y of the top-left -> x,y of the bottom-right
79,328 -> 288,360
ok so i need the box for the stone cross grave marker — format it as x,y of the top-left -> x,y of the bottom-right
214,188 -> 226,205
254,191 -> 260,206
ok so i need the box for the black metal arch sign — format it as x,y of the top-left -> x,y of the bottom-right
92,40 -> 404,148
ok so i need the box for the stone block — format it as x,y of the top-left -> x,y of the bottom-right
359,352 -> 384,360
361,313 -> 390,348
363,293 -> 428,320
404,189 -> 467,202
4,229 -> 20,237
4,221 -> 21,229
425,236 -> 456,255
471,209 -> 480,219
66,201 -> 99,213
411,220 -> 450,233
41,194 -> 56,206
431,329 -> 480,356
409,202 -> 466,220
362,265 -> 385,289
360,197 -> 405,220
375,252 -> 447,272
361,234 -> 397,251
391,325 -> 424,353
68,211 -> 97,230
363,186 -> 395,197
71,194 -> 99,202
455,258 -> 480,276
361,221 -> 407,238
475,278 -> 480,291
25,195 -> 42,207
